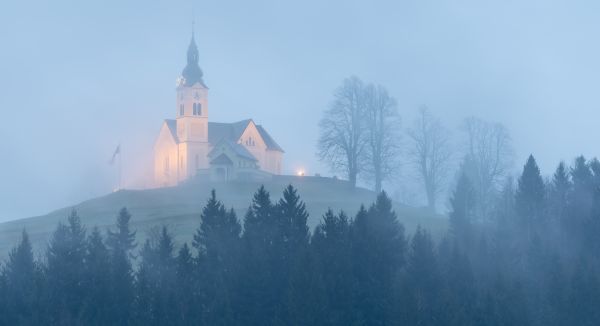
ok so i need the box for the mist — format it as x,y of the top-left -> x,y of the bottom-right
2,0 -> 600,221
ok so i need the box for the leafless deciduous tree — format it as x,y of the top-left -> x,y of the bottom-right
317,76 -> 368,188
461,117 -> 513,219
407,107 -> 453,212
363,84 -> 401,193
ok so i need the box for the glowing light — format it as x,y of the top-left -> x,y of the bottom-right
296,169 -> 305,177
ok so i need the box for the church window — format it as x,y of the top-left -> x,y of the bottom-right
197,103 -> 202,115
179,104 -> 184,116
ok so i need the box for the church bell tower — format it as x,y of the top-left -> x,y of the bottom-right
176,32 -> 209,143
174,32 -> 210,181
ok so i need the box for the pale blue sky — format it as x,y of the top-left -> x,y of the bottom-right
1,0 -> 599,220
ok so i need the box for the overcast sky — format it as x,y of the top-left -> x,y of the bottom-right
1,0 -> 599,221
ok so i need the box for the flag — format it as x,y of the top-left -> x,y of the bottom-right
109,145 -> 120,165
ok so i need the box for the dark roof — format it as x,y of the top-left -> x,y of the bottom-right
207,119 -> 251,145
165,119 -> 178,142
181,35 -> 207,87
210,153 -> 234,165
256,125 -> 284,152
164,119 -> 283,152
208,140 -> 257,161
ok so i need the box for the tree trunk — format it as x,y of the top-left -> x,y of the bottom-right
375,174 -> 382,193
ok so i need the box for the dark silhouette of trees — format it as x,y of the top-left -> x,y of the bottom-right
2,162 -> 600,325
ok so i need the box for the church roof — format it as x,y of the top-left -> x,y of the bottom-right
209,119 -> 284,152
256,125 -> 284,152
210,153 -> 234,165
180,34 -> 207,87
163,119 -> 283,152
165,119 -> 179,143
209,140 -> 258,161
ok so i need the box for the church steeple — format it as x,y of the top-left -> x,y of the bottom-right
180,31 -> 206,87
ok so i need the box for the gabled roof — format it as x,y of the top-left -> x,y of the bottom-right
210,153 -> 234,165
161,118 -> 283,153
256,125 -> 284,152
165,119 -> 179,143
208,119 -> 252,145
208,140 -> 257,161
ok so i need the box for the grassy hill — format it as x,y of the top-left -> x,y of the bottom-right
0,176 -> 447,259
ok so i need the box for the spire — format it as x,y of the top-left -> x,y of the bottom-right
180,27 -> 206,87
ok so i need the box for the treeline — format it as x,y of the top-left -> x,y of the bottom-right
2,154 -> 600,325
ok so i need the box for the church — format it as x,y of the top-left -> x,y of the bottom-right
154,34 -> 284,187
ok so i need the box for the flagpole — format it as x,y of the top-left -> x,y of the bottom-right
119,143 -> 122,190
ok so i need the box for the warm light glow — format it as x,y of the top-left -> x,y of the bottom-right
296,169 -> 305,177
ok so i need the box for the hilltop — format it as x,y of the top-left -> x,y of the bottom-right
0,176 -> 446,258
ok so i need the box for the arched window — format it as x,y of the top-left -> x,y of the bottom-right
179,104 -> 184,116
197,103 -> 202,115
192,103 -> 197,115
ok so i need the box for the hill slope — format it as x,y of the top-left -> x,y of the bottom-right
0,176 -> 446,258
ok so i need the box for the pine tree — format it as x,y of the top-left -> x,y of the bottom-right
106,207 -> 137,324
312,209 -> 354,325
548,162 -> 570,222
449,173 -> 475,248
275,185 -> 310,324
175,243 -> 198,324
515,155 -> 546,240
134,226 -> 177,326
1,230 -> 41,325
193,190 -> 241,325
352,192 -> 406,325
82,227 -> 111,325
239,186 -> 279,325
45,209 -> 87,324
405,227 -> 441,325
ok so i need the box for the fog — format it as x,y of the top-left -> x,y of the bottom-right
1,0 -> 600,221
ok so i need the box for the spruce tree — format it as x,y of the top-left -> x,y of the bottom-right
449,173 -> 475,248
275,185 -> 310,324
239,186 -> 278,325
82,227 -> 111,325
548,162 -> 570,222
352,192 -> 406,325
405,227 -> 441,325
1,230 -> 41,325
312,209 -> 354,325
515,155 -> 546,239
193,190 -> 241,325
106,207 -> 137,325
45,209 -> 87,324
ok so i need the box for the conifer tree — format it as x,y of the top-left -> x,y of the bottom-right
449,173 -> 475,248
515,155 -> 546,239
134,226 -> 177,325
405,227 -> 441,325
352,192 -> 406,325
82,227 -> 111,325
46,209 -> 87,324
548,162 -> 571,221
312,209 -> 354,325
193,190 -> 241,325
106,207 -> 137,324
1,230 -> 41,325
175,243 -> 197,324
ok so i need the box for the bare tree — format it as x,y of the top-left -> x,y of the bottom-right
461,117 -> 513,219
406,107 -> 453,212
362,84 -> 401,193
317,76 -> 369,188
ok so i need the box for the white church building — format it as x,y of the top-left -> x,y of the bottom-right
154,34 -> 284,187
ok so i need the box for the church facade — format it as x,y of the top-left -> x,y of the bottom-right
154,35 -> 283,187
